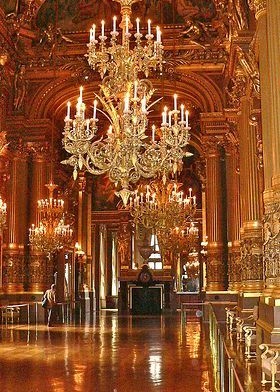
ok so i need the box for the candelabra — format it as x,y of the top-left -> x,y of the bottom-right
0,196 -> 7,229
129,176 -> 196,231
29,183 -> 73,254
62,0 -> 191,206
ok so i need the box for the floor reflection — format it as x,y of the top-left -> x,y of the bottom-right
0,313 -> 214,392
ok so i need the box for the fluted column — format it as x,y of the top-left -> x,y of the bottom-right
204,139 -> 226,291
2,148 -> 28,293
28,146 -> 51,292
255,0 -> 280,296
239,96 -> 263,292
224,137 -> 242,291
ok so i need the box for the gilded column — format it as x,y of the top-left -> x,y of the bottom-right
253,0 -> 280,296
28,145 -> 51,292
224,132 -> 242,291
2,146 -> 28,293
204,138 -> 226,291
239,95 -> 263,293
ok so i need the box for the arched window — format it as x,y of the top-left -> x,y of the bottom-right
148,233 -> 163,270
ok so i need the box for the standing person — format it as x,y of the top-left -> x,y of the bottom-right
44,284 -> 57,327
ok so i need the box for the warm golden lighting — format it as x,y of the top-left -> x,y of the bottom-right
29,183 -> 73,254
129,176 -> 196,231
0,195 -> 7,229
62,0 -> 191,206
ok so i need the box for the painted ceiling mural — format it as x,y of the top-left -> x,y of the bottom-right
0,0 -> 218,30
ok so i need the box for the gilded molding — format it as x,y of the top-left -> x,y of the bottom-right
249,0 -> 267,20
228,247 -> 242,288
263,201 -> 280,283
206,250 -> 226,291
240,235 -> 263,283
226,67 -> 247,108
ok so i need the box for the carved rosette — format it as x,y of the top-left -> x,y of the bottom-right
2,251 -> 24,292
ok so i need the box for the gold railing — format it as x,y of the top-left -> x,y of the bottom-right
208,304 -> 245,392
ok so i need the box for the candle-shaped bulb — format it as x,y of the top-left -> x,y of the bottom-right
66,101 -> 71,118
173,93 -> 177,111
113,16 -> 117,33
136,18 -> 140,34
101,20 -> 105,37
180,104 -> 184,122
185,110 -> 189,127
90,24 -> 96,41
156,26 -> 160,42
79,86 -> 83,102
134,80 -> 138,99
148,19 -> 151,35
93,99 -> 97,119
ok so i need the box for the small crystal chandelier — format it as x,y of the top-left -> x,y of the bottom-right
29,183 -> 73,254
158,222 -> 199,255
0,196 -> 7,229
62,0 -> 191,206
129,176 -> 196,232
184,250 -> 200,279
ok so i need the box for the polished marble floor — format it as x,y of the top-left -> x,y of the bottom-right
0,312 -> 214,392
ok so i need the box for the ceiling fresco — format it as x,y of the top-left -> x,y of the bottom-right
32,0 -> 217,31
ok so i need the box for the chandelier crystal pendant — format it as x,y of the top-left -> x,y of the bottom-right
129,176 -> 196,231
62,0 -> 191,206
29,182 -> 73,254
0,196 -> 7,229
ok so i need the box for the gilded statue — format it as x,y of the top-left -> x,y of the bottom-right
13,64 -> 26,111
117,224 -> 131,267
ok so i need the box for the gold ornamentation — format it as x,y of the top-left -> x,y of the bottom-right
248,0 -> 267,19
62,0 -> 191,206
29,183 -> 73,254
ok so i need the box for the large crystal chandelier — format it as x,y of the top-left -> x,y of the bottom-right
62,0 -> 191,206
129,176 -> 196,232
29,183 -> 73,254
0,196 -> 7,229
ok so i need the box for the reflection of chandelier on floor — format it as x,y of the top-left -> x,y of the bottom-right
29,182 -> 73,254
0,196 -> 7,229
62,0 -> 191,206
129,176 -> 196,231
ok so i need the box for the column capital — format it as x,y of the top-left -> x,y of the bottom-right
201,135 -> 223,157
249,0 -> 267,20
